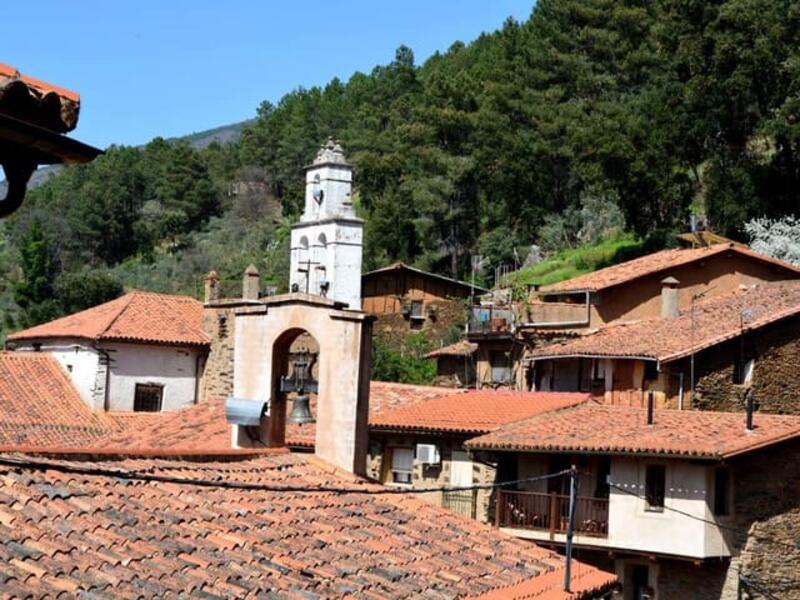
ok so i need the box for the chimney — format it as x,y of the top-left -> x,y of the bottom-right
661,276 -> 680,319
647,390 -> 655,425
204,270 -> 220,303
243,264 -> 260,300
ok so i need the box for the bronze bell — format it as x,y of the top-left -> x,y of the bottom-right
288,394 -> 315,424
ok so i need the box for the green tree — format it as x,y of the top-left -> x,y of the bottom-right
14,219 -> 60,326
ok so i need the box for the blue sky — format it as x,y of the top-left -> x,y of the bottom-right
4,1 -> 533,149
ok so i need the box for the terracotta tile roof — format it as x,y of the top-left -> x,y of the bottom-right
467,402 -> 800,459
0,451 -> 615,598
371,390 -> 590,435
0,353 -> 114,448
95,382 -> 466,451
8,291 -> 209,347
0,63 -> 80,133
529,280 -> 800,363
540,244 -> 800,293
425,340 -> 478,358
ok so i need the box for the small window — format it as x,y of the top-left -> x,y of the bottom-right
134,384 -> 163,412
645,465 -> 666,511
391,447 -> 414,485
595,457 -> 611,499
490,351 -> 512,384
733,358 -> 755,385
713,467 -> 730,516
644,361 -> 659,381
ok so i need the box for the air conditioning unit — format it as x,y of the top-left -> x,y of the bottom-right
415,443 -> 440,465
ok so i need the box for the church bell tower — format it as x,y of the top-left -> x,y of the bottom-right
289,139 -> 363,310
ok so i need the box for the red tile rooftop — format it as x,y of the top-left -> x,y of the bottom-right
424,339 -> 478,358
94,381 -> 466,452
371,390 -> 590,435
0,353 -> 113,448
0,451 -> 615,598
7,291 -> 209,347
528,280 -> 800,363
466,402 -> 800,459
539,244 -> 800,293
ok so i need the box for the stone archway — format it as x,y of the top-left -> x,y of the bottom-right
232,294 -> 372,475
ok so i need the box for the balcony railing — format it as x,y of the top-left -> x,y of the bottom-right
496,489 -> 608,538
442,489 -> 477,519
522,302 -> 589,327
468,306 -> 516,335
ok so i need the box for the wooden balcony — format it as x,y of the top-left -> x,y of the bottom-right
496,489 -> 609,538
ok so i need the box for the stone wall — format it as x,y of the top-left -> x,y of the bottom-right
199,301 -> 241,401
654,560 -> 728,600
693,316 -> 800,414
719,438 -> 800,599
368,433 -> 497,523
372,299 -> 466,352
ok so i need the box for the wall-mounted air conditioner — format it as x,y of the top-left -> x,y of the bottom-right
415,443 -> 440,465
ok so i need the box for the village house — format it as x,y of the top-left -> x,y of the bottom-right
6,291 -> 210,413
424,339 -> 478,387
524,244 -> 800,331
427,243 -> 800,391
0,62 -> 100,217
362,261 -> 486,356
466,402 -> 800,600
367,389 -> 589,522
527,280 -> 800,413
0,142 -> 618,597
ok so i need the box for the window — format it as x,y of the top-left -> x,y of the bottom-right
490,351 -> 512,384
733,358 -> 755,386
595,457 -> 611,499
713,467 -> 731,516
390,447 -> 414,485
410,300 -> 424,318
645,465 -> 666,511
134,384 -> 163,412
644,360 -> 659,381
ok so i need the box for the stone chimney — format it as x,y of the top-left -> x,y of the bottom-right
204,271 -> 220,303
242,264 -> 260,300
661,276 -> 680,319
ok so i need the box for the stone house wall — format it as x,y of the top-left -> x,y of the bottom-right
692,316 -> 800,414
368,433 -> 497,523
199,301 -> 253,401
372,299 -> 467,353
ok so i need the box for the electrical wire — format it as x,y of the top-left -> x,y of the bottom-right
607,481 -> 800,553
0,454 -> 570,495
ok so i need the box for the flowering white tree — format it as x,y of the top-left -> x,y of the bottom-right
745,216 -> 800,266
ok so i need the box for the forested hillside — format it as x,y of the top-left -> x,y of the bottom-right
2,0 -> 799,337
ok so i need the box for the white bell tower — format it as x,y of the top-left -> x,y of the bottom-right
289,139 -> 363,309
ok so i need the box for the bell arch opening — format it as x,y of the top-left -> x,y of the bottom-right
266,327 -> 320,447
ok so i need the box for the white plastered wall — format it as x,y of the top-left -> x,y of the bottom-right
12,339 -> 102,410
104,342 -> 202,412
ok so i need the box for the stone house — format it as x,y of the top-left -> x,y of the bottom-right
424,339 -> 478,387
526,280 -> 800,413
6,291 -> 209,413
467,402 -> 800,600
525,244 -> 800,331
367,389 -> 589,522
363,262 -> 485,350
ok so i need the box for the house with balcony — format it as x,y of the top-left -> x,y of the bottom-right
526,280 -> 800,414
466,402 -> 800,599
367,389 -> 589,521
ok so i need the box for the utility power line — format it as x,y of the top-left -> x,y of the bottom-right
0,455 -> 570,496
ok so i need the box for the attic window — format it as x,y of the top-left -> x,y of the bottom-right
134,384 -> 163,412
